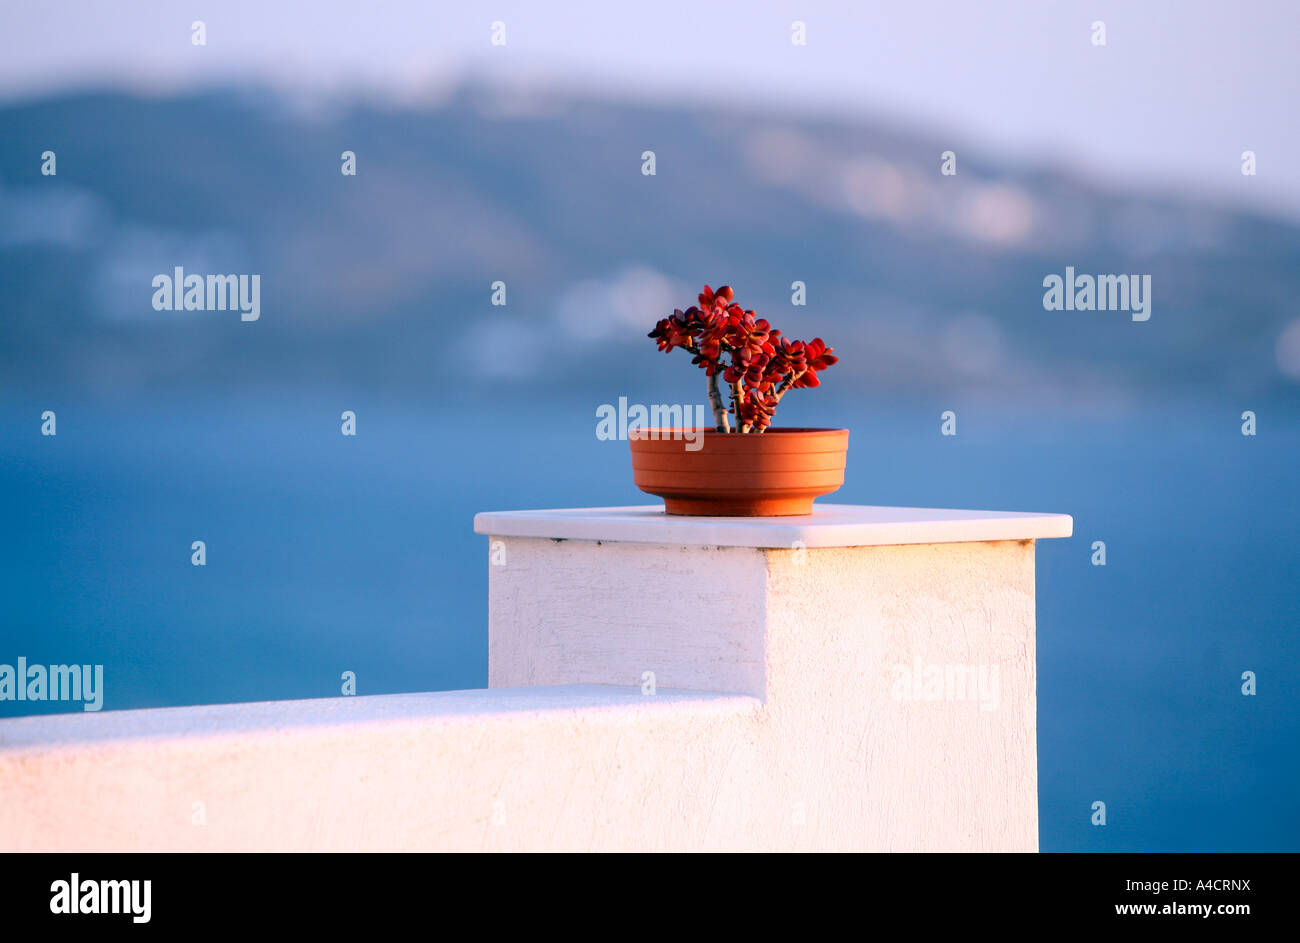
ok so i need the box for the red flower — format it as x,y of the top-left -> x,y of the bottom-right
723,346 -> 771,389
723,310 -> 774,360
698,284 -> 735,309
769,337 -> 807,377
793,337 -> 838,388
735,390 -> 778,431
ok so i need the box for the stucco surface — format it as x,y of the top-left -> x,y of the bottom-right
487,536 -> 1037,850
0,686 -> 761,851
761,541 -> 1038,851
489,539 -> 770,696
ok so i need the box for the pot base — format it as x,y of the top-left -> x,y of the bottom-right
662,495 -> 816,517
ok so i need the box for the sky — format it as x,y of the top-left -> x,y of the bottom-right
1,1 -> 1298,218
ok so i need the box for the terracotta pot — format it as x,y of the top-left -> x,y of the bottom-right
629,427 -> 849,516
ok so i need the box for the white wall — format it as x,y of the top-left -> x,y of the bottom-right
2,531 -> 1044,851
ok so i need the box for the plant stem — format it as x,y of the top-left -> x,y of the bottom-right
682,342 -> 736,432
773,369 -> 806,402
707,369 -> 730,432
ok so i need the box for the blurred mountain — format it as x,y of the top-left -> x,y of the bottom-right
2,84 -> 1298,407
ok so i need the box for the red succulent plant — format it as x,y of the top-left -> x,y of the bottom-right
647,284 -> 838,432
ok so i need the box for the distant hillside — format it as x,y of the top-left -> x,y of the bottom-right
2,84 -> 1298,404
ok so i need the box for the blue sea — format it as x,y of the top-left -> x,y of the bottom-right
2,390 -> 1296,852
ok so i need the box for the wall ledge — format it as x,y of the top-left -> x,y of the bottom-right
0,684 -> 758,755
474,503 -> 1073,548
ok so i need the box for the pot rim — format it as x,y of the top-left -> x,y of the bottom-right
629,426 -> 848,438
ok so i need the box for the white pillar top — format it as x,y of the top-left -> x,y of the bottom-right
474,504 -> 1073,549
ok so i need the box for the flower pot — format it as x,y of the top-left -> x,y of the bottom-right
629,427 -> 849,516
